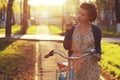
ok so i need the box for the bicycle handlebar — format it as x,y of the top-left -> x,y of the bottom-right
44,50 -> 54,58
44,49 -> 96,60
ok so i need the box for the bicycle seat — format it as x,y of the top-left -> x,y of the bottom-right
57,61 -> 68,69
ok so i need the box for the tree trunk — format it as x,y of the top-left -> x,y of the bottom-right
21,0 -> 28,34
5,0 -> 14,41
115,0 -> 120,33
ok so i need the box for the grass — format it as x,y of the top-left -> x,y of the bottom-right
0,28 -> 5,34
0,25 -> 36,34
101,25 -> 120,37
99,42 -> 120,79
0,24 -> 65,35
0,25 -> 21,34
48,25 -> 66,35
0,38 -> 35,79
12,25 -> 21,34
48,24 -> 120,37
26,25 -> 36,34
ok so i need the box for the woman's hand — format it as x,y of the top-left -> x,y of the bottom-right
65,16 -> 77,30
65,20 -> 73,30
92,54 -> 101,62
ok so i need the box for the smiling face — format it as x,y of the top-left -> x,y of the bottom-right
77,8 -> 89,24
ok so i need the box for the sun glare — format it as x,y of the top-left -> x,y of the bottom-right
79,0 -> 96,3
28,0 -> 66,6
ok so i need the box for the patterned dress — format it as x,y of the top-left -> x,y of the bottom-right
71,26 -> 100,80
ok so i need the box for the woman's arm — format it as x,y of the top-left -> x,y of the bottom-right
92,25 -> 102,61
63,26 -> 75,50
92,25 -> 102,54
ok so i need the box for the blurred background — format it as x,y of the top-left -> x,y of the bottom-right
0,0 -> 120,80
0,0 -> 120,36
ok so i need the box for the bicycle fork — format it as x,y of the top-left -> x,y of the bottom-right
69,67 -> 74,80
56,61 -> 74,80
56,69 -> 67,80
56,66 -> 74,80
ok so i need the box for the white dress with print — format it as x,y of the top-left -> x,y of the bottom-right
71,26 -> 99,80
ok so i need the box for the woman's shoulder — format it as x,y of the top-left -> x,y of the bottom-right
91,24 -> 102,37
91,24 -> 101,32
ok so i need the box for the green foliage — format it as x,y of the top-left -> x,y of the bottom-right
0,28 -> 5,34
0,0 -> 7,9
101,25 -> 120,37
0,25 -> 21,34
48,25 -> 66,35
96,0 -> 115,11
102,30 -> 120,37
99,42 -> 120,78
12,25 -> 21,34
13,2 -> 20,13
27,25 -> 36,34
0,25 -> 36,34
0,39 -> 35,79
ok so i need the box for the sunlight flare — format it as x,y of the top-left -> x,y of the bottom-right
28,0 -> 66,6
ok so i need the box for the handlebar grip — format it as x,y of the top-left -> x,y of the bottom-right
90,49 -> 96,54
44,54 -> 50,58
44,50 -> 54,58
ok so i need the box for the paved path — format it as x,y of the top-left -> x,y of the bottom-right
102,37 -> 120,43
35,25 -> 68,80
38,41 -> 68,80
0,34 -> 120,43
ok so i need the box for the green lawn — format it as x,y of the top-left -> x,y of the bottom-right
0,25 -> 36,34
48,25 -> 66,35
101,25 -> 120,37
0,38 -> 35,79
99,42 -> 120,79
48,24 -> 120,37
27,25 -> 36,34
0,25 -> 21,34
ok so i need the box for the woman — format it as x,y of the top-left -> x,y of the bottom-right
63,3 -> 102,80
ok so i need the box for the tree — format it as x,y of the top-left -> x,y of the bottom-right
21,0 -> 29,34
0,0 -> 7,28
5,0 -> 14,41
96,0 -> 115,30
115,0 -> 120,33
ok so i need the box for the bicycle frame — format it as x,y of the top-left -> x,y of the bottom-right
44,49 -> 96,80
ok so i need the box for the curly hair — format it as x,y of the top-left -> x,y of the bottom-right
80,3 -> 98,22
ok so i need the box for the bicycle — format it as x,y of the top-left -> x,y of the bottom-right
44,49 -> 96,80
